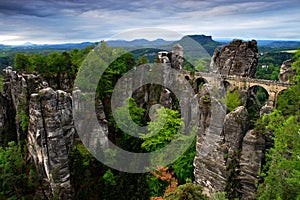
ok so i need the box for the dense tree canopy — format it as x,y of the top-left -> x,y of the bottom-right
257,48 -> 300,199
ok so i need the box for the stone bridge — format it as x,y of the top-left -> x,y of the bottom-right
181,71 -> 293,106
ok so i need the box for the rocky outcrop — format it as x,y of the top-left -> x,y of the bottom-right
0,66 -> 75,199
194,85 -> 226,194
278,58 -> 296,83
223,106 -> 250,154
45,72 -> 75,93
157,44 -> 184,70
1,67 -> 42,143
210,40 -> 258,77
238,105 -> 272,199
194,82 -> 250,195
0,95 -> 8,143
28,88 -> 75,199
239,130 -> 265,199
171,44 -> 184,70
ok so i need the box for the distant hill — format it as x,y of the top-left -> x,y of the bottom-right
264,41 -> 300,49
107,39 -> 172,47
0,42 -> 95,51
1,36 -> 298,54
175,35 -> 222,56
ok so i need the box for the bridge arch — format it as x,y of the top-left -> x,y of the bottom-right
182,71 -> 292,107
222,80 -> 231,91
248,85 -> 269,106
194,77 -> 208,93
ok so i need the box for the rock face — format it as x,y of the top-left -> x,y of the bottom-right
157,44 -> 184,70
1,67 -> 41,144
223,106 -> 250,154
28,88 -> 75,199
278,58 -> 296,83
210,40 -> 258,77
194,83 -> 250,195
171,44 -> 184,70
0,95 -> 8,143
239,130 -> 265,199
0,67 -> 75,199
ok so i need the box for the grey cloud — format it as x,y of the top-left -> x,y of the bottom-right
0,0 -> 299,44
0,0 -> 153,17
1,0 -> 300,17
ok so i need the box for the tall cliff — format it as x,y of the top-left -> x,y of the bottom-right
194,40 -> 274,199
0,67 -> 75,199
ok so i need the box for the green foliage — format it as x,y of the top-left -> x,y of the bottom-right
96,49 -> 135,99
194,58 -> 210,72
171,139 -> 196,184
276,49 -> 300,116
113,98 -> 146,152
70,143 -> 123,200
30,54 -> 47,74
114,98 -> 146,133
256,51 -> 300,199
276,84 -> 300,117
184,61 -> 194,72
222,90 -> 242,112
292,48 -> 300,83
141,108 -> 182,151
0,141 -> 38,199
257,111 -> 300,199
14,53 -> 33,72
147,168 -> 170,198
69,143 -> 99,199
142,108 -> 196,191
103,169 -> 116,186
13,45 -> 94,91
225,151 -> 241,199
210,192 -> 228,200
18,110 -> 29,132
164,179 -> 208,200
203,95 -> 211,103
198,82 -> 204,91
71,113 -> 149,200
256,51 -> 293,80
184,58 -> 210,72
136,56 -> 149,65
256,87 -> 268,105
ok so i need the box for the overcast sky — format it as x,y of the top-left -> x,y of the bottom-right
0,0 -> 299,45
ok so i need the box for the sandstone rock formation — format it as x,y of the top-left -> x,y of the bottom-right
28,88 -> 75,199
171,44 -> 184,70
0,66 -> 75,199
157,44 -> 184,70
223,106 -> 250,155
239,130 -> 265,199
194,82 -> 250,195
1,67 -> 41,142
278,58 -> 296,83
0,96 -> 6,133
210,40 -> 258,77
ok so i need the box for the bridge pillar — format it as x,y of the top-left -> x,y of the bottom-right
267,91 -> 277,107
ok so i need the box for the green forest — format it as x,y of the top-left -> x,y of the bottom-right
0,42 -> 299,199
